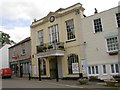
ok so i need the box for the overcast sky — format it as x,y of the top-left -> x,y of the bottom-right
0,0 -> 119,43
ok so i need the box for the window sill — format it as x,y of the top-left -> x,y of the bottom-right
107,51 -> 118,55
110,73 -> 119,75
88,74 -> 99,76
68,73 -> 79,75
66,39 -> 76,43
102,74 -> 107,76
21,54 -> 25,56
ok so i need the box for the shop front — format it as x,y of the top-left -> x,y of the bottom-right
10,61 -> 18,76
19,59 -> 31,78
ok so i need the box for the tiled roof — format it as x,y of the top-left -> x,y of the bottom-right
9,37 -> 30,49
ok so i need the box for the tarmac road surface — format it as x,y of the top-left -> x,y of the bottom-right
1,77 -> 119,90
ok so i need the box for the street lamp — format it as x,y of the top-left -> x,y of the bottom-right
53,41 -> 59,82
55,56 -> 59,82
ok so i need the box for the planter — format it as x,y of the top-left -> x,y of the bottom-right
104,80 -> 118,87
48,45 -> 53,49
78,78 -> 88,85
37,46 -> 43,53
114,78 -> 120,83
58,45 -> 64,49
113,75 -> 120,83
89,76 -> 98,81
42,46 -> 47,51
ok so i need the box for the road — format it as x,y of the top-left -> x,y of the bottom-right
0,77 -> 119,90
1,77 -> 83,88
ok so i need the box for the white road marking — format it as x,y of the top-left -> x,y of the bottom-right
44,81 -> 83,88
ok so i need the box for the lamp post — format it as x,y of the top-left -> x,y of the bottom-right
38,58 -> 41,81
56,56 -> 59,82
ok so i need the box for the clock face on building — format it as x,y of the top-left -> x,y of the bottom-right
49,16 -> 55,22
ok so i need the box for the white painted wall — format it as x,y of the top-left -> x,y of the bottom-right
81,7 -> 119,79
0,44 -> 11,69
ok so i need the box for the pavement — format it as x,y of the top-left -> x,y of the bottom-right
8,76 -> 119,88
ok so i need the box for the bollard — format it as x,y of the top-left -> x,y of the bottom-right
29,73 -> 31,80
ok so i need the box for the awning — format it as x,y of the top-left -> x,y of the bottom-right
10,61 -> 18,65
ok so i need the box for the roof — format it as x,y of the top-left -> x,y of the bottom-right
82,6 -> 118,19
30,3 -> 85,28
9,37 -> 31,49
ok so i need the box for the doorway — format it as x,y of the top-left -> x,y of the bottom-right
49,58 -> 57,79
49,57 -> 62,79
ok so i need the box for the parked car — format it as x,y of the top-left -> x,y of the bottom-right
0,68 -> 12,78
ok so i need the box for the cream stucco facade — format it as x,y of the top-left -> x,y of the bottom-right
30,3 -> 85,79
30,3 -> 119,80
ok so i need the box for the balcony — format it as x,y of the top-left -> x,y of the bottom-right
36,42 -> 65,57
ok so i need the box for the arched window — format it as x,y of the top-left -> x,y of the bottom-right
68,54 -> 79,74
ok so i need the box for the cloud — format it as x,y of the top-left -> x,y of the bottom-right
0,26 -> 30,43
1,0 -> 45,20
1,0 -> 119,43
1,17 -> 31,28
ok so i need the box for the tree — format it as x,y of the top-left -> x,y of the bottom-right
0,31 -> 16,46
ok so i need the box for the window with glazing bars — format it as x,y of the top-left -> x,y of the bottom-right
116,13 -> 120,27
48,24 -> 59,43
106,37 -> 119,52
38,31 -> 43,46
93,18 -> 103,33
66,19 -> 75,40
68,54 -> 78,74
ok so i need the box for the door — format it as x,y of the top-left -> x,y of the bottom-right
49,58 -> 57,79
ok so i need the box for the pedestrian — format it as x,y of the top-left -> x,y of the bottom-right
16,65 -> 19,77
20,64 -> 23,78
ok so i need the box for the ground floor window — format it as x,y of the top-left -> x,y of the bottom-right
22,62 -> 30,74
68,54 -> 79,74
110,64 -> 120,74
88,65 -> 99,75
10,64 -> 18,74
102,65 -> 107,74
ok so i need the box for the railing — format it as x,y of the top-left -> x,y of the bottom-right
37,42 -> 64,53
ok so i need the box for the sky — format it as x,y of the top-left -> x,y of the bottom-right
0,0 -> 120,43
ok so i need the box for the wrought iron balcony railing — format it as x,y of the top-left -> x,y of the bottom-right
36,42 -> 64,53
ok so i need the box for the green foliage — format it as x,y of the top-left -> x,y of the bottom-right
89,76 -> 98,81
78,78 -> 89,85
113,75 -> 120,78
0,31 -> 16,46
48,45 -> 53,49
